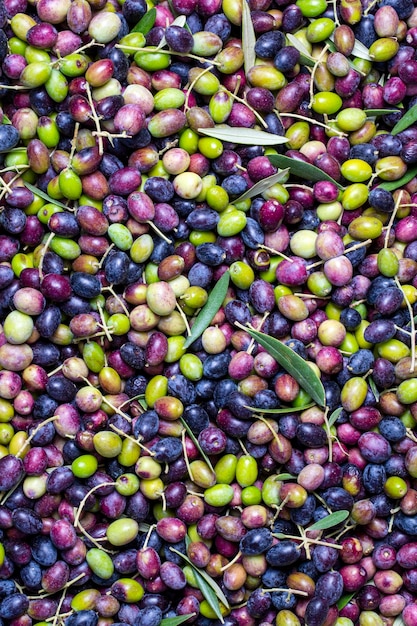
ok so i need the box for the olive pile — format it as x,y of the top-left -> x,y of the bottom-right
1,0 -> 417,625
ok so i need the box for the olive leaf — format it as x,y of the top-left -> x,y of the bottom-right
286,33 -> 315,67
328,33 -> 371,60
24,182 -> 69,210
308,510 -> 350,531
248,402 -> 315,414
198,126 -> 289,145
180,417 -> 215,472
368,377 -> 380,402
328,407 -> 343,427
233,168 -> 290,203
193,570 -> 225,622
275,473 -> 296,480
392,616 -> 406,626
364,109 -> 399,116
184,270 -> 230,348
171,546 -> 230,611
238,325 -> 326,407
337,593 -> 356,610
131,8 -> 156,34
242,0 -> 256,75
267,154 -> 344,190
2,115 -> 11,124
326,39 -> 365,75
391,104 -> 417,135
161,616 -> 196,626
157,15 -> 187,49
378,165 -> 417,191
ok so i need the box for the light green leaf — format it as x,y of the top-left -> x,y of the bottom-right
248,403 -> 315,414
368,377 -> 380,402
378,165 -> 417,191
180,417 -> 214,472
364,109 -> 399,116
391,104 -> 417,136
233,168 -> 290,203
198,125 -> 289,145
157,15 -> 187,48
287,33 -> 315,66
308,510 -> 350,531
268,154 -> 344,190
193,570 -> 224,622
328,32 -> 371,60
184,271 -> 230,348
2,115 -> 11,124
24,182 -> 69,209
337,593 -> 356,610
328,407 -> 343,427
242,0 -> 256,75
161,616 -> 196,626
131,8 -> 156,34
275,473 -> 296,480
238,325 -> 326,407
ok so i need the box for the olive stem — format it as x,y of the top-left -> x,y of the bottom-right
0,84 -> 28,90
238,438 -> 250,456
109,423 -> 155,455
84,82 -> 104,155
257,416 -> 283,452
147,220 -> 173,244
184,64 -> 215,111
279,112 -> 347,138
69,122 -> 80,163
384,190 -> 403,249
246,311 -> 269,354
272,533 -> 343,550
394,275 -> 416,372
261,588 -> 309,596
103,285 -> 130,318
323,406 -> 333,463
222,87 -> 268,129
0,164 -> 30,174
258,244 -> 293,261
181,428 -> 195,482
115,44 -> 222,66
47,364 -> 64,377
308,44 -> 329,109
220,551 -> 242,571
97,303 -> 113,342
406,428 -> 417,444
176,301 -> 192,336
142,523 -> 156,550
344,238 -> 372,254
313,491 -> 333,514
80,375 -> 133,422
97,243 -> 115,269
0,475 -> 24,505
16,414 -> 60,459
38,232 -> 55,280
363,0 -> 379,15
73,481 -> 116,529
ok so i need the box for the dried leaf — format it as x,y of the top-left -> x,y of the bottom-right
198,126 -> 289,145
131,8 -> 156,34
248,403 -> 315,414
161,616 -> 196,626
391,104 -> 417,135
378,165 -> 417,191
328,407 -> 343,427
337,593 -> 356,610
242,0 -> 256,75
184,270 -> 230,348
240,325 -> 326,407
268,154 -> 344,190
24,182 -> 69,209
180,417 -> 214,472
233,168 -> 290,203
308,510 -> 350,531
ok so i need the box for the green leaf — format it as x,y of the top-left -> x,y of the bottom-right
184,270 -> 230,348
2,115 -> 11,124
308,510 -> 350,531
242,0 -> 256,75
233,168 -> 290,203
23,182 -> 69,209
328,407 -> 343,427
198,126 -> 289,145
275,473 -> 296,480
337,593 -> 356,610
351,38 -> 372,60
180,417 -> 214,472
326,39 -> 366,75
268,154 -> 344,190
161,615 -> 196,626
238,325 -> 326,407
286,34 -> 315,66
364,109 -> 399,116
368,376 -> 380,402
378,165 -> 417,191
193,570 -> 224,622
248,403 -> 315,414
391,104 -> 417,135
392,617 -> 406,626
131,8 -> 156,34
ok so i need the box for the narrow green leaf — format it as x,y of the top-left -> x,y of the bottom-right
180,417 -> 214,472
275,473 -> 296,480
238,325 -> 326,407
337,593 -> 356,610
198,126 -> 289,145
326,39 -> 365,75
193,570 -> 224,622
392,104 -> 417,135
171,546 -> 230,610
364,109 -> 398,116
157,15 -> 187,48
368,376 -> 380,402
328,407 -> 343,427
242,0 -> 256,75
392,617 -> 406,626
2,115 -> 11,124
248,403 -> 315,414
308,510 -> 350,531
286,33 -> 315,65
161,615 -> 196,626
352,38 -> 372,60
274,533 -> 293,539
378,165 -> 417,191
233,168 -> 290,204
24,182 -> 69,209
184,271 -> 230,348
138,398 -> 148,410
268,154 -> 344,190
131,8 -> 156,34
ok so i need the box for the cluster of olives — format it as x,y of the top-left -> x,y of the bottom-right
2,0 -> 417,625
